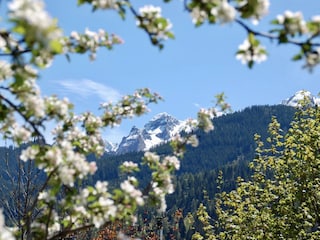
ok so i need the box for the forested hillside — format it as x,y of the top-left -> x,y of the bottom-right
92,105 -> 296,214
0,104 -> 296,237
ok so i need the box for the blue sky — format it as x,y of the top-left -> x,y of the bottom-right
39,1 -> 320,143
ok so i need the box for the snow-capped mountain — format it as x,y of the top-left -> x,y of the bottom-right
116,113 -> 188,154
104,140 -> 118,153
107,90 -> 319,155
281,90 -> 320,107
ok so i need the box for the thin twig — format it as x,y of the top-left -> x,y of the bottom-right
0,94 -> 45,140
235,18 -> 320,47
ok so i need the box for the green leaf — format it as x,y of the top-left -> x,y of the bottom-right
50,39 -> 63,54
292,53 -> 303,61
77,0 -> 86,5
248,33 -> 255,45
12,25 -> 26,35
248,60 -> 254,69
278,33 -> 288,43
166,32 -> 175,39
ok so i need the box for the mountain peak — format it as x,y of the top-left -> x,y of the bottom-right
151,112 -> 171,120
282,90 -> 320,107
115,112 -> 186,154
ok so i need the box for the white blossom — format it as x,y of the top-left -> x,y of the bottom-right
45,96 -> 71,119
8,0 -> 62,47
152,182 -> 167,212
238,0 -> 270,21
98,196 -> 113,207
20,146 -> 39,162
67,28 -> 123,60
136,5 -> 173,42
9,0 -> 51,29
122,161 -> 138,168
92,0 -> 118,9
236,39 -> 267,65
121,177 -> 144,206
139,5 -> 162,18
12,124 -> 31,143
23,94 -> 45,118
211,1 -> 236,24
44,147 -> 63,166
89,162 -> 98,174
253,0 -> 270,19
187,134 -> 199,147
163,156 -> 180,170
0,61 -> 13,81
191,7 -> 208,24
276,11 -> 307,35
143,151 -> 161,169
59,165 -> 76,186
197,108 -> 215,132
95,180 -> 108,193
304,48 -> 320,71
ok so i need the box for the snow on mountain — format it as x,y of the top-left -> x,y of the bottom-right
116,126 -> 146,154
104,140 -> 118,153
105,90 -> 320,154
281,90 -> 320,107
116,112 -> 188,154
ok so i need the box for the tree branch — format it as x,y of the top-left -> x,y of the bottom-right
0,94 -> 45,140
0,49 -> 31,57
235,18 -> 320,47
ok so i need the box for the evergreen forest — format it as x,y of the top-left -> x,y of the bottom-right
0,104 -> 296,239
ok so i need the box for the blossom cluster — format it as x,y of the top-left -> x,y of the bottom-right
190,0 -> 236,25
4,85 -> 164,237
21,142 -> 98,185
236,38 -> 267,66
0,61 -> 13,81
120,161 -> 139,173
237,0 -> 270,22
101,88 -> 162,127
304,48 -> 320,71
0,0 -> 275,238
120,176 -> 144,206
211,1 -> 236,24
65,28 -> 124,60
136,5 -> 174,47
271,12 -> 320,70
143,152 -> 176,212
71,181 -> 117,228
197,108 -> 216,133
275,11 -> 307,36
8,0 -> 62,68
91,0 -> 119,9
189,0 -> 270,26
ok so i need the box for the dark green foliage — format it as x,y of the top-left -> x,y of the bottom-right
0,105 -> 295,236
180,104 -> 295,173
91,105 -> 295,211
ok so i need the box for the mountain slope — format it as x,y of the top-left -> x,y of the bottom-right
110,90 -> 318,155
281,90 -> 320,107
116,112 -> 187,154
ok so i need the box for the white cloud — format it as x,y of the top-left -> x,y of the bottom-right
58,79 -> 122,103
